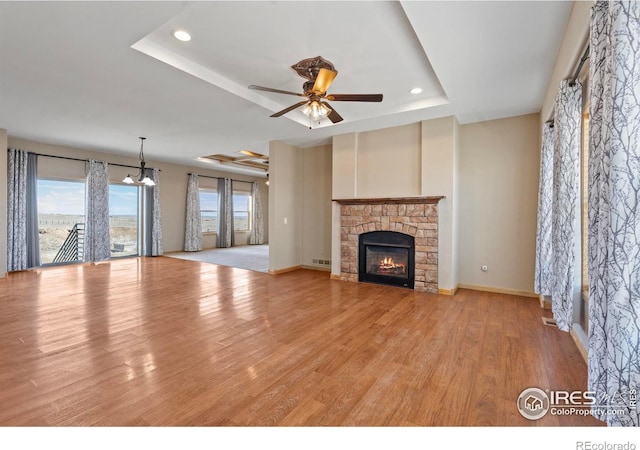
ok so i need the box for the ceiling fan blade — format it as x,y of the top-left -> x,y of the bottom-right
270,101 -> 308,118
249,85 -> 306,97
325,93 -> 383,102
312,68 -> 338,95
321,102 -> 343,124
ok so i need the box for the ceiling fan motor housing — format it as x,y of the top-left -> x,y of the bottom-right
291,56 -> 337,81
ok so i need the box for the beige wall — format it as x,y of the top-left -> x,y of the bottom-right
0,130 -> 7,277
302,144 -> 332,269
268,140 -> 303,271
331,117 -> 459,291
458,113 -> 540,293
330,114 -> 539,295
421,117 -> 458,290
6,136 -> 268,255
356,124 -> 421,198
541,1 -> 591,122
269,140 -> 333,272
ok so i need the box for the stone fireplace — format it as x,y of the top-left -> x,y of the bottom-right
335,196 -> 444,293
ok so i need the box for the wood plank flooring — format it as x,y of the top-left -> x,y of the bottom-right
0,257 -> 601,426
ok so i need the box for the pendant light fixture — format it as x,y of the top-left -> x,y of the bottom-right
123,137 -> 155,186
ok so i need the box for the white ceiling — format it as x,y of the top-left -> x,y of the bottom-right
0,1 -> 573,176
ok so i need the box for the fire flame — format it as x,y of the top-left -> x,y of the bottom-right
379,257 -> 404,270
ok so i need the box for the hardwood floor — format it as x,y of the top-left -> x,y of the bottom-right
0,257 -> 601,426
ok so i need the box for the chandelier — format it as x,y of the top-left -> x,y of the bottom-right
123,137 -> 155,186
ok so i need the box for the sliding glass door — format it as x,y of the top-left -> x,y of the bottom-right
109,184 -> 140,258
37,178 -> 86,265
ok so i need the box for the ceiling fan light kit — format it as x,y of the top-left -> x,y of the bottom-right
248,56 -> 383,126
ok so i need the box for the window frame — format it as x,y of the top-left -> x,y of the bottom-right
232,189 -> 251,232
108,182 -> 141,259
36,176 -> 86,267
199,187 -> 218,234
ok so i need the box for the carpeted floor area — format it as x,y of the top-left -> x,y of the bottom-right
165,244 -> 269,273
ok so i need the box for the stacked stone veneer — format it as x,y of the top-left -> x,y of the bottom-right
339,201 -> 439,293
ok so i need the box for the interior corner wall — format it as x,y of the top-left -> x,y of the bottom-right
458,113 -> 540,294
540,0 -> 591,122
301,144 -> 332,270
421,116 -> 457,291
268,140 -> 303,271
452,118 -> 460,289
0,129 -> 8,277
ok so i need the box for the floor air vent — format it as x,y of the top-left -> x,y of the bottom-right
542,317 -> 558,327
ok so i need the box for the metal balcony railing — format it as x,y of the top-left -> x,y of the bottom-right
52,223 -> 84,264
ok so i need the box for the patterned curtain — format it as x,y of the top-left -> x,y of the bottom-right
550,80 -> 582,332
217,178 -> 234,248
248,182 -> 265,245
534,123 -> 555,296
151,168 -> 163,256
7,149 -> 28,271
587,0 -> 640,427
84,160 -> 111,262
184,173 -> 202,251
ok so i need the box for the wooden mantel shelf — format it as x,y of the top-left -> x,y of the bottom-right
332,196 -> 445,205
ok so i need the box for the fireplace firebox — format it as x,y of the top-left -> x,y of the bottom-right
358,231 -> 415,289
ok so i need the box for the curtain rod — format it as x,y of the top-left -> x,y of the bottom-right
546,43 -> 590,122
569,44 -> 590,87
31,152 -> 160,171
188,173 -> 253,184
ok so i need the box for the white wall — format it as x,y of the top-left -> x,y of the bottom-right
5,136 -> 268,256
458,113 -> 540,294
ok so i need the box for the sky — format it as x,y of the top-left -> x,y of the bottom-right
37,180 -> 250,217
200,190 -> 249,212
37,180 -> 138,216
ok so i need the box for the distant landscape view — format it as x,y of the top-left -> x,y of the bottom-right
37,179 -> 139,265
38,214 -> 138,264
37,179 -> 250,265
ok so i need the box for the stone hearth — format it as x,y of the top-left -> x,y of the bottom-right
335,197 -> 444,293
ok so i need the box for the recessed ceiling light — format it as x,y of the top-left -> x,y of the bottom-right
173,30 -> 192,42
410,87 -> 423,95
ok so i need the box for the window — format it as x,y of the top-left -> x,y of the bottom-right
233,191 -> 251,231
198,187 -> 251,233
37,178 -> 85,265
199,188 -> 218,233
109,184 -> 140,258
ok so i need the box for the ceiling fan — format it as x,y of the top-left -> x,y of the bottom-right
249,56 -> 383,124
